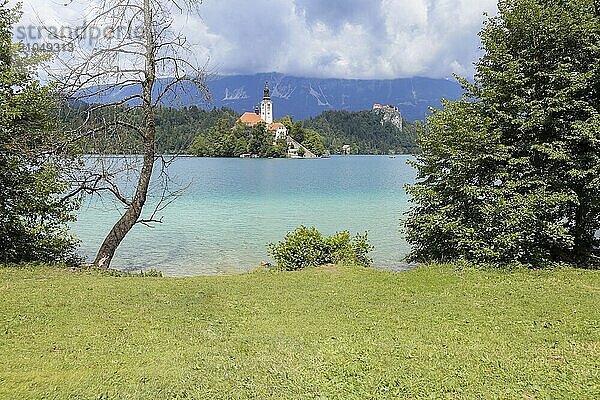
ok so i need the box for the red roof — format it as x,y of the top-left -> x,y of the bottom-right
238,112 -> 265,126
268,122 -> 286,131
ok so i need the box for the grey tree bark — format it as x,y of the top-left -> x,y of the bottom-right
93,0 -> 157,268
51,0 -> 209,268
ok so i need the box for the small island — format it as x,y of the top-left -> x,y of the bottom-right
235,82 -> 319,158
189,81 -> 327,158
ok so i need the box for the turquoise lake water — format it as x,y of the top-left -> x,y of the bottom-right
73,155 -> 417,276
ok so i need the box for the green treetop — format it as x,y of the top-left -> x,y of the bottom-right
405,0 -> 600,267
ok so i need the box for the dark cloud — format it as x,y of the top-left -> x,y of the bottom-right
295,0 -> 386,34
17,0 -> 498,79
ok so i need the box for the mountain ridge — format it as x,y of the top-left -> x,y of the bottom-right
81,72 -> 464,121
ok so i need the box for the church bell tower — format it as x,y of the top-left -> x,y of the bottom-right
260,81 -> 273,124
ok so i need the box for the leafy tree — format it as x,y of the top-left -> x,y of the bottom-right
405,0 -> 600,267
188,117 -> 249,157
281,116 -> 326,155
189,134 -> 211,157
264,138 -> 288,158
233,136 -> 249,156
301,128 -> 326,156
247,123 -> 269,156
189,117 -> 289,158
0,3 -> 78,263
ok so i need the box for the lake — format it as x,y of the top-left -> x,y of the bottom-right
73,155 -> 417,276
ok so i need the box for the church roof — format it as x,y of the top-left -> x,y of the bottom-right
268,122 -> 286,131
239,112 -> 265,126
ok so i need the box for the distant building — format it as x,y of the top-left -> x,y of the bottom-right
260,82 -> 273,124
372,103 -> 399,112
342,144 -> 351,155
237,82 -> 288,140
239,112 -> 264,126
236,83 -> 322,158
269,122 -> 288,140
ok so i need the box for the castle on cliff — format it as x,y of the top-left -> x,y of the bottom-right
372,103 -> 403,131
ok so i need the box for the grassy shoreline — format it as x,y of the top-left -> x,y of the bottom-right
1,264 -> 598,399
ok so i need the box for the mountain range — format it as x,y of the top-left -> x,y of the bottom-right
82,73 -> 464,121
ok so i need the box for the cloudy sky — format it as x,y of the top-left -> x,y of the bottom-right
13,0 -> 498,80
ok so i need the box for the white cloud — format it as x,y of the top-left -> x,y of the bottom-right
13,0 -> 498,80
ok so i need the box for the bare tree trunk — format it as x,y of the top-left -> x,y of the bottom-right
94,0 -> 156,268
54,0 -> 209,269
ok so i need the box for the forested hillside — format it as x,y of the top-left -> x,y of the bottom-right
70,106 -> 419,155
70,106 -> 238,154
304,110 -> 419,155
155,107 -> 239,154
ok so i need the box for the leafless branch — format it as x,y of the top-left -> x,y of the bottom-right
51,0 -> 209,267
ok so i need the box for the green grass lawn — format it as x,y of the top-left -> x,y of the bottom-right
0,264 -> 598,399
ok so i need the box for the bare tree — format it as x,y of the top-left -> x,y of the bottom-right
50,0 -> 209,268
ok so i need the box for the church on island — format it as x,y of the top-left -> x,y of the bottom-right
238,82 -> 288,140
237,82 -> 317,158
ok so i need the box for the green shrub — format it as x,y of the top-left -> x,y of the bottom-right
268,226 -> 373,270
348,232 -> 373,268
